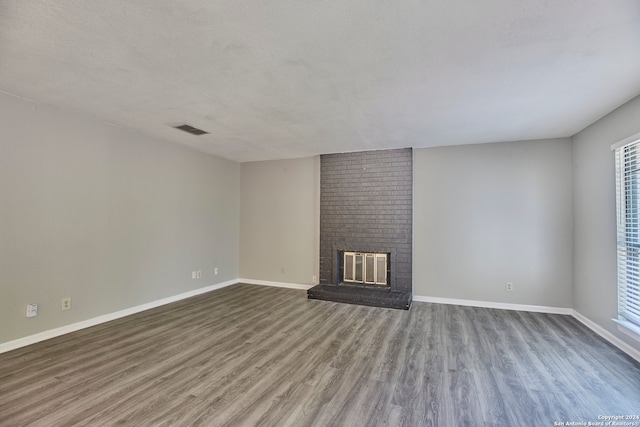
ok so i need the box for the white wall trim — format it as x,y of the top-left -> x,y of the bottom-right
612,318 -> 640,343
0,279 -> 238,354
238,278 -> 314,290
412,295 -> 640,362
412,295 -> 573,315
571,310 -> 640,364
610,131 -> 640,151
6,282 -> 638,365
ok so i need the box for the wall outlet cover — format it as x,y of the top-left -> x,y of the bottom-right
26,303 -> 38,318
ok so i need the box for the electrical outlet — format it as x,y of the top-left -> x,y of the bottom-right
26,303 -> 38,318
192,271 -> 197,279
505,282 -> 513,292
197,270 -> 202,279
214,268 -> 218,275
312,275 -> 317,283
281,267 -> 285,274
61,297 -> 71,311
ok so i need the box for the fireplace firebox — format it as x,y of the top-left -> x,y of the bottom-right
342,251 -> 388,286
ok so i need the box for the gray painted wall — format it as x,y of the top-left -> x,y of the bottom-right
240,157 -> 320,284
573,95 -> 640,352
413,139 -> 573,307
0,92 -> 240,344
4,80 -> 639,355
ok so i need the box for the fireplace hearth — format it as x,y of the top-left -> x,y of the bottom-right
307,148 -> 413,310
307,283 -> 411,309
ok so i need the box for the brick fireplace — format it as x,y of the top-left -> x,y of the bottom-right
307,148 -> 413,309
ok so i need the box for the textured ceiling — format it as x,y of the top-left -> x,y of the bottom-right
1,1 -> 639,162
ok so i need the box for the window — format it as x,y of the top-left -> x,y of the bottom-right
614,137 -> 640,333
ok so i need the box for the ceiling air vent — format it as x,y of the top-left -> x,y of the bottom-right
173,124 -> 209,136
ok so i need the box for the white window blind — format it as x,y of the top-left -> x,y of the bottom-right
615,139 -> 640,328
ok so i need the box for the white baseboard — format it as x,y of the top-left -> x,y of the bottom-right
412,295 -> 573,315
571,310 -> 640,364
6,282 -> 638,365
0,279 -> 237,354
238,278 -> 314,291
411,295 -> 640,363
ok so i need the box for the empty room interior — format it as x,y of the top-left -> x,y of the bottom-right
2,1 -> 640,426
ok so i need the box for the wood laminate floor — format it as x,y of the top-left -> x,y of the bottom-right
1,283 -> 639,426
